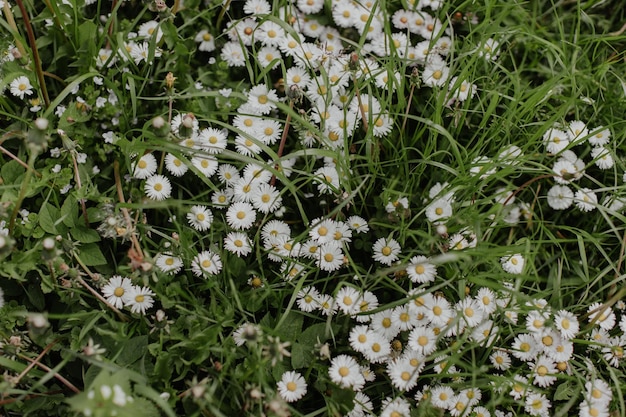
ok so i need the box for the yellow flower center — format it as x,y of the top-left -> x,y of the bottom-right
114,287 -> 125,297
338,366 -> 349,377
537,365 -> 548,376
286,381 -> 297,391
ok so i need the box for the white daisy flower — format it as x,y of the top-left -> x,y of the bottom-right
335,286 -> 361,315
126,286 -> 156,314
154,253 -> 183,274
246,83 -> 279,115
546,185 -> 574,210
10,76 -> 34,99
406,255 -> 437,283
328,355 -> 365,391
191,250 -> 223,276
198,127 -> 228,154
144,174 -> 172,200
408,325 -> 438,355
372,237 -> 401,266
297,286 -> 320,313
587,302 -> 616,331
250,183 -> 282,214
194,29 -> 216,52
543,128 -> 569,154
590,146 -> 613,170
223,232 -> 252,257
101,275 -> 134,309
554,309 -> 579,339
317,241 -> 344,272
226,202 -> 257,230
574,188 -> 598,212
277,371 -> 307,403
186,205 -> 213,231
164,153 -> 189,177
567,119 -> 589,143
588,126 -> 611,146
387,357 -> 419,391
133,153 -> 158,179
490,349 -> 512,371
501,253 -> 524,274
191,155 -> 219,177
525,392 -> 551,416
346,216 -> 369,233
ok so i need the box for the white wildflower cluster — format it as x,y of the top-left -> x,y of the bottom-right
100,275 -> 155,314
545,120 -> 624,213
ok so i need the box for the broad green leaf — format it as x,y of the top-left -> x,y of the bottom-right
38,204 -> 67,235
70,226 -> 101,243
78,243 -> 108,266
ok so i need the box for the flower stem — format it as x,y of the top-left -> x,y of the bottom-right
270,101 -> 294,187
14,0 -> 50,107
9,149 -> 38,232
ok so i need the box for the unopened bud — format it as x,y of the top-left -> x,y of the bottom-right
43,237 -> 55,250
182,113 -> 195,129
152,116 -> 165,129
34,117 -> 49,130
165,72 -> 176,90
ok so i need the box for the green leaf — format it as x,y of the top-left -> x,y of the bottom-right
61,194 -> 79,228
554,381 -> 577,401
26,282 -> 45,310
116,335 -> 148,366
274,310 -> 303,341
1,160 -> 25,184
70,226 -> 101,243
78,243 -> 107,266
298,322 -> 337,346
38,204 -> 67,235
291,342 -> 315,369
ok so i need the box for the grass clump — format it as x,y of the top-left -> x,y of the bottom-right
0,0 -> 625,416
